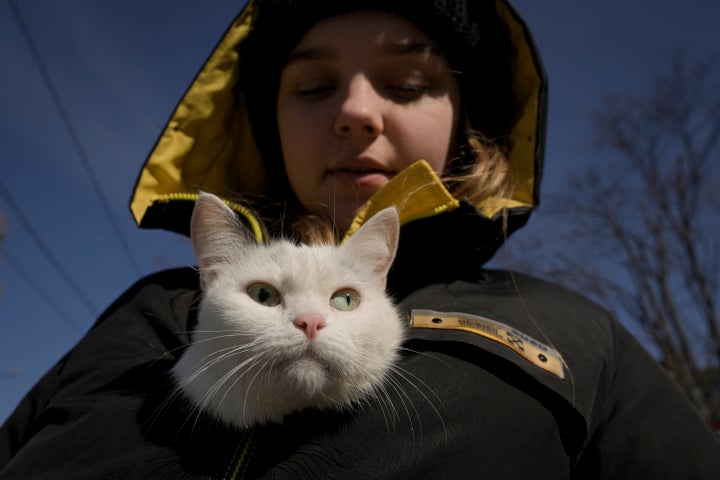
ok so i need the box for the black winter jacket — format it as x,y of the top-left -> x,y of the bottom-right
2,207 -> 719,479
3,0 -> 719,477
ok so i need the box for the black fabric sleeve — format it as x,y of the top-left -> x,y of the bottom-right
0,268 -> 202,479
575,318 -> 720,479
0,355 -> 67,467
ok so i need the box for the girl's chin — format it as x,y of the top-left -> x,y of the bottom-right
310,177 -> 393,227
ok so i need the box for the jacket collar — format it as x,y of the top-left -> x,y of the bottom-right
344,160 -> 460,240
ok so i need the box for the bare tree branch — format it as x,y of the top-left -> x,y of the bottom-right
515,53 -> 720,423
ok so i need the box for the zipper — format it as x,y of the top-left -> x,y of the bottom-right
224,429 -> 258,480
157,192 -> 265,243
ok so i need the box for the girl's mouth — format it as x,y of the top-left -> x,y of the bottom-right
327,155 -> 396,191
331,167 -> 394,187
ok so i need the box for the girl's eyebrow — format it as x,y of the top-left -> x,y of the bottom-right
286,46 -> 335,65
381,40 -> 442,57
285,40 -> 442,66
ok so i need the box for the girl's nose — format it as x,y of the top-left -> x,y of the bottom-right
334,75 -> 384,138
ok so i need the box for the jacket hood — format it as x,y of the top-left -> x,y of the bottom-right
129,0 -> 547,242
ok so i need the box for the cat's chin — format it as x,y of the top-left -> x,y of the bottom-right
282,356 -> 333,396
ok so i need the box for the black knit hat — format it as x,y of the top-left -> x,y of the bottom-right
241,0 -> 516,170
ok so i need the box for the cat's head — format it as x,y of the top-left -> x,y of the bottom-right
174,193 -> 403,427
189,193 -> 399,292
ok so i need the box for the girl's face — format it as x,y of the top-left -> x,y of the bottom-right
277,11 -> 461,229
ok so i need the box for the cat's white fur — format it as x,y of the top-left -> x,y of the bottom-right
172,193 -> 404,428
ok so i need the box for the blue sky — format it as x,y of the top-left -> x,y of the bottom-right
1,0 -> 718,423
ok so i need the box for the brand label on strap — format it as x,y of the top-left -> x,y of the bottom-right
409,309 -> 565,379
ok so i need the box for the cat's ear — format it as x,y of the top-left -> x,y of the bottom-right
191,192 -> 255,289
342,207 -> 400,282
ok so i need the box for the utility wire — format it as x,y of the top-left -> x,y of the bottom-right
8,0 -> 143,276
0,247 -> 87,334
0,181 -> 99,318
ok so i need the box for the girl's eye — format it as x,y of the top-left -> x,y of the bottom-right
385,70 -> 432,100
330,289 -> 361,311
247,283 -> 281,307
297,84 -> 335,99
388,82 -> 431,99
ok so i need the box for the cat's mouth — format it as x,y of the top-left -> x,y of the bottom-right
286,348 -> 334,371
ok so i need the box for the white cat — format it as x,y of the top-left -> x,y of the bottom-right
172,193 -> 404,428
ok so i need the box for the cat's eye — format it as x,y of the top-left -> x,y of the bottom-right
330,289 -> 361,311
247,283 -> 281,307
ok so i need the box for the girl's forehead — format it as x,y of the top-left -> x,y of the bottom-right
290,10 -> 440,53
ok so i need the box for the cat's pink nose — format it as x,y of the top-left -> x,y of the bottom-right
293,314 -> 326,340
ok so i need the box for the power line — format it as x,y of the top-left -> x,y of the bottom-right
0,181 -> 99,318
8,0 -> 143,277
0,247 -> 87,334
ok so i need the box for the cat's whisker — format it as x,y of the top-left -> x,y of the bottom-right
185,332 -> 258,348
198,348 -> 264,395
173,347 -> 265,432
382,372 -> 421,449
175,345 -> 267,432
198,352 -> 269,424
399,346 -> 452,368
180,342 -> 261,386
145,377 -> 217,440
242,357 -> 274,423
389,365 -> 448,442
173,328 -> 255,336
159,331 -> 257,360
391,364 -> 446,412
366,380 -> 400,436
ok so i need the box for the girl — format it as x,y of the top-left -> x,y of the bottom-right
2,0 -> 719,478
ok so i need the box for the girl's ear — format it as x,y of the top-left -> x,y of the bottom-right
341,207 -> 400,283
190,192 -> 254,289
